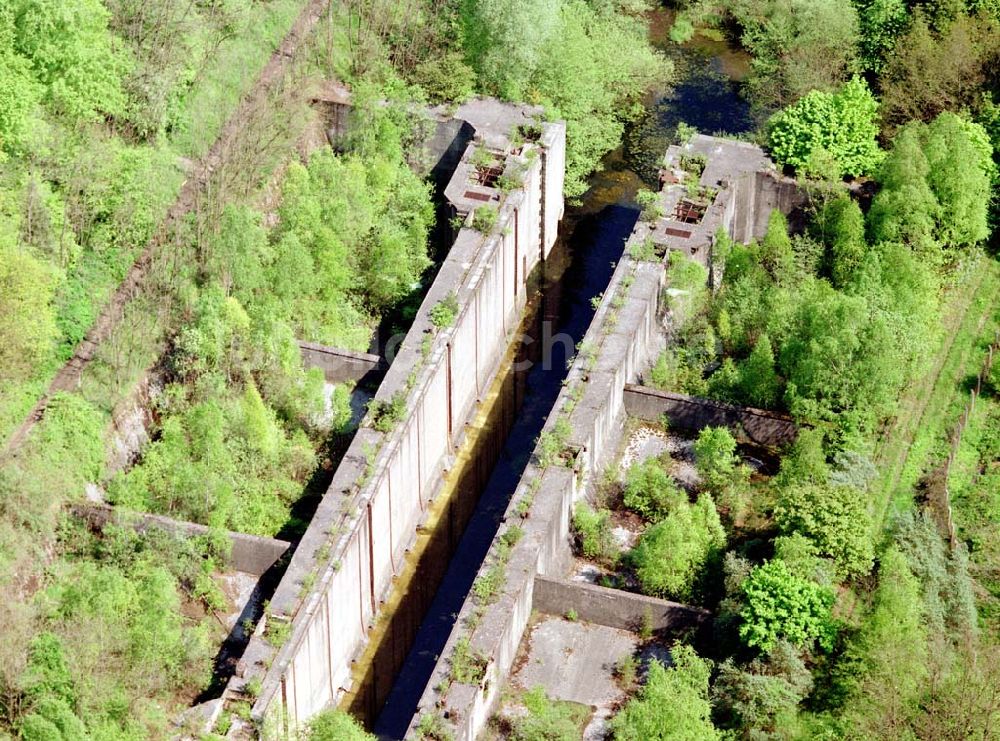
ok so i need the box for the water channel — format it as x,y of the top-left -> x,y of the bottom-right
362,11 -> 753,737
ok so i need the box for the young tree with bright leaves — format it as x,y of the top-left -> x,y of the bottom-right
611,645 -> 720,741
0,239 -> 57,384
11,0 -> 129,121
866,125 -> 939,251
922,112 -> 992,249
739,334 -> 781,408
821,195 -> 866,288
694,426 -> 742,491
623,456 -> 685,521
630,495 -> 726,601
774,481 -> 874,579
757,211 -> 795,282
767,77 -> 883,177
834,547 -> 928,736
739,559 -> 835,652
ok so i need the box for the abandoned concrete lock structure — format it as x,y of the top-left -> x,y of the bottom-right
402,134 -> 803,741
218,100 -> 567,737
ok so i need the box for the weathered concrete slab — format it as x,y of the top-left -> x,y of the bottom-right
511,616 -> 635,708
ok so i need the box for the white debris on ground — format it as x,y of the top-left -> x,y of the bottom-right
573,563 -> 605,584
618,425 -> 701,491
613,525 -> 638,550
618,425 -> 669,470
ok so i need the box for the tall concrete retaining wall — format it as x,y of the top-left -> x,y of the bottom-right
233,119 -> 566,736
623,384 -> 798,447
403,140 -> 806,740
405,238 -> 668,739
532,576 -> 710,633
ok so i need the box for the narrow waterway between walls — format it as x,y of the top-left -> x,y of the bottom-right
360,12 -> 754,737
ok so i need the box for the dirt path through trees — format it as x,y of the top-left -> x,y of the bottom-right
0,0 -> 334,461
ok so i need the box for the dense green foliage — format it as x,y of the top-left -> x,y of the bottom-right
630,494 -> 726,600
767,77 -> 883,177
738,559 -> 835,652
459,0 -> 667,197
611,646 -> 719,741
0,0 -> 307,441
0,0 -> 998,737
306,709 -> 376,740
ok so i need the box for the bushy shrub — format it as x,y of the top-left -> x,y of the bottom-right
471,205 -> 498,233
573,502 -> 620,565
767,77 -> 883,177
610,646 -> 719,740
512,686 -> 581,741
623,457 -> 684,521
630,495 -> 725,601
306,710 -> 375,740
774,482 -> 874,580
739,559 -> 835,652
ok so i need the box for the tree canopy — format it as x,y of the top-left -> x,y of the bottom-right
611,646 -> 720,741
767,77 -> 883,177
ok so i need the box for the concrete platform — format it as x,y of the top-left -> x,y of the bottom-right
508,616 -> 637,740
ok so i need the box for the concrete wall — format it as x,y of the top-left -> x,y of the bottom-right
623,384 -> 798,447
73,504 -> 290,576
233,119 -> 566,737
405,243 -> 668,740
402,141 -> 805,741
296,341 -> 383,386
532,576 -> 710,633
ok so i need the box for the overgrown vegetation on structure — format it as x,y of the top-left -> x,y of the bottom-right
2,0 -> 1000,737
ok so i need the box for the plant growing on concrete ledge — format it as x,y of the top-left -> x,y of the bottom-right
416,712 -> 455,741
636,188 -> 665,222
449,636 -> 487,685
680,153 -> 708,177
367,391 -> 407,433
473,524 -> 523,604
265,616 -> 291,648
472,205 -> 499,233
631,236 -> 662,262
430,292 -> 459,329
497,163 -> 526,194
470,145 -> 497,171
536,417 -> 573,468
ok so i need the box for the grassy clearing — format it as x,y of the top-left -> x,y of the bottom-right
947,388 -> 1000,628
873,254 -> 1000,526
